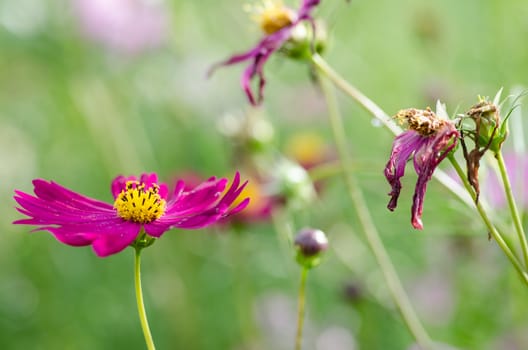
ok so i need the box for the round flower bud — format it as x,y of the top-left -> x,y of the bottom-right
294,227 -> 328,269
466,100 -> 506,153
282,20 -> 328,61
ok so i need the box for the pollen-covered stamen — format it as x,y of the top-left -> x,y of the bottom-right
114,181 -> 166,223
247,0 -> 296,35
394,107 -> 447,136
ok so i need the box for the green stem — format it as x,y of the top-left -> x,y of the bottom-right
230,230 -> 256,344
295,266 -> 309,350
310,53 -> 474,209
307,160 -> 344,183
448,154 -> 528,285
134,248 -> 156,350
496,151 -> 528,268
316,68 -> 434,349
311,53 -> 398,134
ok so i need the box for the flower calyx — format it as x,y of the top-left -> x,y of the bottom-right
458,97 -> 507,203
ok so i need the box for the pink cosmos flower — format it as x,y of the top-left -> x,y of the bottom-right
14,172 -> 249,257
209,0 -> 321,105
384,107 -> 459,229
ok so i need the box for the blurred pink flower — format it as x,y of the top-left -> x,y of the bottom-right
73,0 -> 169,54
483,152 -> 528,209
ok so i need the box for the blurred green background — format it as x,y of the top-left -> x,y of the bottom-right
2,0 -> 528,349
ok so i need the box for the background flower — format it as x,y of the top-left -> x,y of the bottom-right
482,152 -> 528,210
72,0 -> 169,54
209,0 -> 321,105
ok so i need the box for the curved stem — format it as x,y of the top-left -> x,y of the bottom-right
311,52 -> 528,280
317,69 -> 434,349
496,151 -> 528,268
448,155 -> 528,285
311,54 -> 398,134
134,247 -> 156,350
295,266 -> 309,350
310,53 -> 474,209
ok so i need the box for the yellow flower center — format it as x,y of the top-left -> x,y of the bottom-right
114,181 -> 166,223
238,179 -> 265,214
394,107 -> 446,136
285,132 -> 327,166
247,0 -> 296,35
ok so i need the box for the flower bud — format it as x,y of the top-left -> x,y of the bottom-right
294,227 -> 328,268
466,100 -> 507,153
217,109 -> 275,154
268,158 -> 316,209
282,20 -> 328,61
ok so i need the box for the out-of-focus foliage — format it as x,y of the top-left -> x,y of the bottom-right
2,0 -> 528,349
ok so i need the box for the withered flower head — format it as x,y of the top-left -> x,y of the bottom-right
458,93 -> 508,202
385,106 -> 459,229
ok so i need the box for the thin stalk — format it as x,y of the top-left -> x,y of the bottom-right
311,53 -> 398,133
310,53 -> 474,209
317,71 -> 434,349
308,160 -> 381,183
448,154 -> 528,285
230,230 -> 256,344
496,151 -> 528,268
295,266 -> 309,350
311,52 -> 528,284
134,248 -> 156,350
307,160 -> 344,183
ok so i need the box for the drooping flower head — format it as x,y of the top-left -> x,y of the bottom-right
384,106 -> 459,229
208,0 -> 322,105
14,172 -> 249,257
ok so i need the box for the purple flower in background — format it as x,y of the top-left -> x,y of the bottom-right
384,107 -> 459,229
14,173 -> 249,257
209,0 -> 321,105
483,152 -> 528,209
73,0 -> 168,54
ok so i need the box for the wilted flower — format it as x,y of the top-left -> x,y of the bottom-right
72,0 -> 168,54
209,0 -> 322,105
384,106 -> 459,229
14,172 -> 249,257
458,96 -> 508,201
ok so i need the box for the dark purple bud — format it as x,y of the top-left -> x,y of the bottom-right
294,227 -> 328,257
